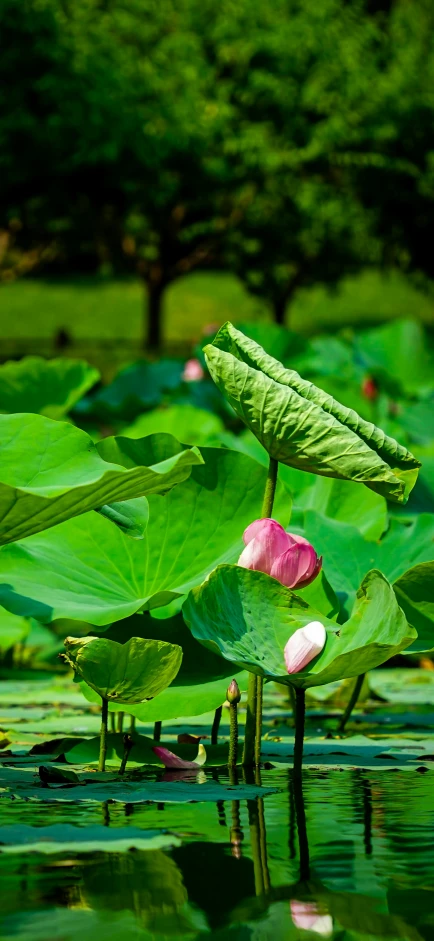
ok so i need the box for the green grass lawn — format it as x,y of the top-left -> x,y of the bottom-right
0,268 -> 433,354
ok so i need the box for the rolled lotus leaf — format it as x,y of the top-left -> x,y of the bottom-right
63,635 -> 182,703
204,322 -> 420,503
183,565 -> 416,689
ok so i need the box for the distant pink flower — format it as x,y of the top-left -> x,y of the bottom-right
153,743 -> 206,769
284,621 -> 326,674
182,358 -> 204,382
291,900 -> 333,935
202,322 -> 220,337
238,518 -> 322,590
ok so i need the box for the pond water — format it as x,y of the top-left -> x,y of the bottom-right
1,765 -> 433,940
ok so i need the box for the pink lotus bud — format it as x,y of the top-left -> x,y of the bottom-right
153,743 -> 206,769
227,679 -> 241,704
284,621 -> 326,674
238,518 -> 322,590
291,901 -> 333,935
182,358 -> 204,382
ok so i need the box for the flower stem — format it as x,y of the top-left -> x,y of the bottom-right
129,715 -> 136,733
228,701 -> 238,768
211,705 -> 223,745
110,711 -> 116,733
254,675 -> 263,767
242,672 -> 258,766
119,733 -> 134,775
98,698 -> 109,772
261,456 -> 279,518
337,673 -> 365,733
153,720 -> 162,742
117,711 -> 124,734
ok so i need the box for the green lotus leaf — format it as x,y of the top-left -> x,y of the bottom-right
0,448 -> 289,624
205,322 -> 420,503
183,565 -> 416,689
296,476 -> 388,541
393,562 -> 434,653
0,356 -> 99,418
64,635 -> 182,703
81,612 -> 248,720
75,358 -> 184,420
0,416 -> 202,544
122,403 -> 224,445
302,511 -> 434,641
0,606 -> 30,653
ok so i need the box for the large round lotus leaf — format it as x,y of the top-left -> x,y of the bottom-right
205,322 -> 420,503
0,417 -> 202,545
0,356 -> 99,418
393,562 -> 434,653
183,565 -> 416,689
0,448 -> 289,624
64,635 -> 182,703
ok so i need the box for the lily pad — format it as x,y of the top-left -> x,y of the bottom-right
205,322 -> 420,503
0,448 -> 289,624
183,565 -> 416,688
0,417 -> 202,544
2,779 -> 278,803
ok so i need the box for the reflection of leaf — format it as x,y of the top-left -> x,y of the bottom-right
184,565 -> 416,688
64,635 -> 182,704
205,322 -> 420,503
0,824 -> 180,854
0,357 -> 99,418
0,448 -> 289,624
0,418 -> 202,544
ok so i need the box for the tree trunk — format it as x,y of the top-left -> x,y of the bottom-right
272,296 -> 287,326
146,279 -> 165,350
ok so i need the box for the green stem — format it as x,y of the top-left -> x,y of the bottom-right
211,705 -> 223,745
242,672 -> 258,766
98,698 -> 109,772
247,799 -> 264,897
117,711 -> 124,734
292,686 -> 310,880
119,734 -> 134,775
337,673 -> 365,734
153,720 -> 162,742
261,456 -> 278,517
254,676 -> 263,767
129,714 -> 136,733
228,702 -> 238,769
230,799 -> 243,858
110,711 -> 116,733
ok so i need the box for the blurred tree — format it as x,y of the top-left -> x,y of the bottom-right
0,0 -> 433,343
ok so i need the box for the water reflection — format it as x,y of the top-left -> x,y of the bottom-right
0,768 -> 433,940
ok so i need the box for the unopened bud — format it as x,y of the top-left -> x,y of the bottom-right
227,679 -> 241,704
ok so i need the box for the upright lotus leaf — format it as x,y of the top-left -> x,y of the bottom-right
0,448 -> 289,624
0,356 -> 100,418
205,322 -> 420,503
302,511 -> 434,631
122,404 -> 225,445
393,562 -> 434,653
183,565 -> 416,689
0,416 -> 202,544
64,635 -> 182,703
0,606 -> 30,653
75,359 -> 184,420
79,613 -> 248,720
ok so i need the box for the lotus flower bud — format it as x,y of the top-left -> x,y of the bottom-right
284,621 -> 326,674
290,900 -> 333,935
182,358 -> 204,382
226,679 -> 241,704
238,518 -> 322,590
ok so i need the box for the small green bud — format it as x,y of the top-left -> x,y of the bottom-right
227,679 -> 241,704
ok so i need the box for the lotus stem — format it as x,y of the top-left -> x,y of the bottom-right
228,702 -> 238,769
261,456 -> 278,519
242,672 -> 258,766
230,799 -> 243,858
292,686 -> 310,880
153,720 -> 162,741
119,733 -> 134,775
211,705 -> 223,745
337,673 -> 365,733
117,711 -> 124,734
110,712 -> 116,733
254,676 -> 263,766
98,697 -> 109,772
129,715 -> 136,733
